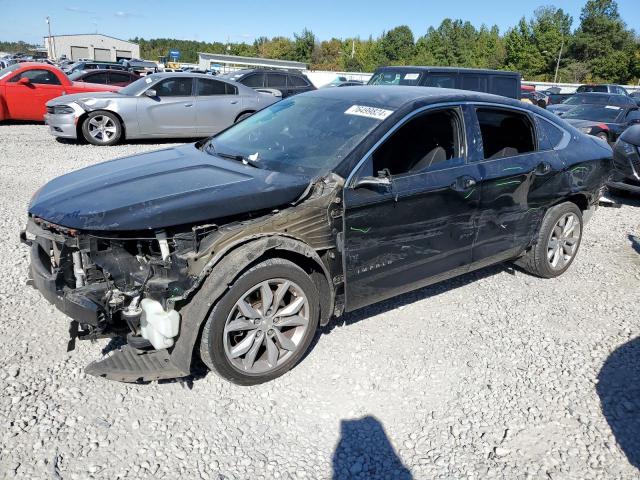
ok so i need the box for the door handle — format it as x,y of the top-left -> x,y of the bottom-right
450,176 -> 477,192
184,103 -> 193,107
230,100 -> 238,104
535,162 -> 552,175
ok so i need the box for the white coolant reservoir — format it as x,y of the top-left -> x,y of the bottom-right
139,298 -> 180,350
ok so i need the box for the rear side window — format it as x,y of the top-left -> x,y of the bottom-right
491,77 -> 517,97
10,69 -> 61,85
155,77 -> 193,96
242,73 -> 264,88
289,75 -> 310,87
197,78 -> 227,96
537,118 -> 565,150
110,72 -> 132,83
423,74 -> 455,88
266,73 -> 287,88
476,108 -> 535,159
462,75 -> 487,92
225,83 -> 238,95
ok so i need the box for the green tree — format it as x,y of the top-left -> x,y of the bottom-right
379,25 -> 415,64
571,0 -> 636,82
292,28 -> 316,64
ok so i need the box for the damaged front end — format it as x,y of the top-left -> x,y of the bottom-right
21,173 -> 345,382
21,216 -> 198,378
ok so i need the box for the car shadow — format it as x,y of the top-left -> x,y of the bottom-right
332,416 -> 412,480
0,120 -> 44,126
597,336 -> 640,471
320,262 -> 508,335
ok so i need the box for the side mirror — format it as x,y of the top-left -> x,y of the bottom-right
354,175 -> 391,190
144,89 -> 157,98
18,77 -> 31,85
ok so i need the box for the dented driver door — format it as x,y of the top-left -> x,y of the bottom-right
343,159 -> 481,312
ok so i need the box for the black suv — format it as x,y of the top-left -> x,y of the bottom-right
369,66 -> 521,99
220,69 -> 315,98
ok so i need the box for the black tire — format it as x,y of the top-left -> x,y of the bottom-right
235,111 -> 254,123
518,202 -> 583,278
199,258 -> 319,385
81,111 -> 123,146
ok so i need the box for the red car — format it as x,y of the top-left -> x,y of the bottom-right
0,63 -> 120,122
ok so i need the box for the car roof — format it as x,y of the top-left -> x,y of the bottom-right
302,85 -> 528,110
374,65 -> 519,77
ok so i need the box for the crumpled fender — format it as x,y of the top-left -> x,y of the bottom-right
169,235 -> 334,374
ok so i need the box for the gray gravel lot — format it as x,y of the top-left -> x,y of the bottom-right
1,123 -> 639,479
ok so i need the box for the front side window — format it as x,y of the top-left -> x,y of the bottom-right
110,72 -> 132,83
10,69 -> 61,85
197,78 -> 227,96
370,108 -> 462,176
155,77 -> 193,97
476,108 -> 535,159
85,72 -> 109,84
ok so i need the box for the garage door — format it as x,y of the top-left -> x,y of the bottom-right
116,50 -> 132,61
70,46 -> 89,60
94,48 -> 111,61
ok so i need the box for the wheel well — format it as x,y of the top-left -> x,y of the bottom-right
234,110 -> 255,122
76,109 -> 126,141
563,193 -> 589,212
241,248 -> 333,326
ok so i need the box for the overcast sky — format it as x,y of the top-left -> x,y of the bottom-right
1,0 -> 638,44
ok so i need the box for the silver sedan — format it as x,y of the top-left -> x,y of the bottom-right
44,72 -> 281,146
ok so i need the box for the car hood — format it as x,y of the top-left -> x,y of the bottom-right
565,119 -> 602,128
47,90 -> 124,106
29,144 -> 311,231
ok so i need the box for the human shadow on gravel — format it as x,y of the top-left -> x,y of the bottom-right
629,235 -> 640,255
597,336 -> 640,470
332,416 -> 412,480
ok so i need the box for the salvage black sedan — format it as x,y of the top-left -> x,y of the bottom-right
22,87 -> 612,385
562,103 -> 640,143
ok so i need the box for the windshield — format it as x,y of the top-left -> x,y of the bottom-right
0,63 -> 20,80
205,95 -> 388,176
368,71 -> 422,86
67,71 -> 84,81
577,85 -> 607,93
118,75 -> 159,96
564,94 -> 611,106
563,105 -> 624,122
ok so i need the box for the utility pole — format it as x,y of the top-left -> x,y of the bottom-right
45,17 -> 56,60
351,39 -> 355,59
553,36 -> 563,84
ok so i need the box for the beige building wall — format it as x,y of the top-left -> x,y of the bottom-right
43,34 -> 140,61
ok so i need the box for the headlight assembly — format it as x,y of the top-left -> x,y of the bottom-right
579,127 -> 592,134
52,105 -> 75,115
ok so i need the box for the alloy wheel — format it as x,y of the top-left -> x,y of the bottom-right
547,212 -> 581,270
223,279 -> 310,374
87,115 -> 117,143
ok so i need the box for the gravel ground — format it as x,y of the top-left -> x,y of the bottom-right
1,123 -> 639,480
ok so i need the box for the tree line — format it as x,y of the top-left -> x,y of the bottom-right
2,0 -> 638,84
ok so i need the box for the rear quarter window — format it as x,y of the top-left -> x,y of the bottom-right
537,117 -> 566,150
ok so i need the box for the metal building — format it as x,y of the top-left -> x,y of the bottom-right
197,53 -> 306,73
43,34 -> 140,62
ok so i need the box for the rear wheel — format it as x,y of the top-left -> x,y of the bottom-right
518,202 -> 583,278
199,258 -> 319,385
81,111 -> 122,146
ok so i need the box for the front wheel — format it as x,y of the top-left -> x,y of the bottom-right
81,111 -> 123,146
199,258 -> 320,385
518,202 -> 583,278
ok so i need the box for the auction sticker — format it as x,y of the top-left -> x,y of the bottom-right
345,105 -> 394,120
